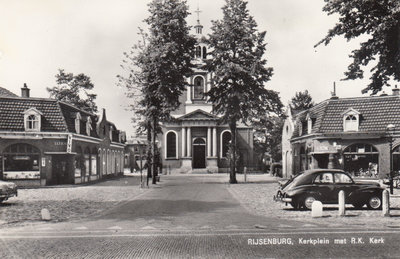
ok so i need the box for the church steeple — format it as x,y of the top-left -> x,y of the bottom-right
194,6 -> 203,35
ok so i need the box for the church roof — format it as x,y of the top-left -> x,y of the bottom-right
177,109 -> 219,121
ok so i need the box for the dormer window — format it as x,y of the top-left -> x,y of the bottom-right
109,125 -> 113,140
23,108 -> 43,132
86,117 -> 92,136
342,108 -> 360,132
75,112 -> 81,134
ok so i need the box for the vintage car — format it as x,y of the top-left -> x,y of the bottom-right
0,180 -> 17,203
273,169 -> 385,210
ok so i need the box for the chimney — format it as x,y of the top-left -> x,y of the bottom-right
393,85 -> 400,96
21,83 -> 30,98
330,81 -> 339,99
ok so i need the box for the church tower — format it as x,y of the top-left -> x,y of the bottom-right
160,7 -> 254,174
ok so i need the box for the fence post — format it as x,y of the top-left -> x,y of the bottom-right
338,190 -> 345,216
244,167 -> 247,182
382,190 -> 390,217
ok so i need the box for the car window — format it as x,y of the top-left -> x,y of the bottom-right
334,173 -> 352,183
314,173 -> 333,184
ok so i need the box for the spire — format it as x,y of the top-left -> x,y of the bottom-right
194,6 -> 203,35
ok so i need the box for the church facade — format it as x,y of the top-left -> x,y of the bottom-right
159,17 -> 254,174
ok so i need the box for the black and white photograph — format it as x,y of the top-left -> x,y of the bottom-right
0,0 -> 400,258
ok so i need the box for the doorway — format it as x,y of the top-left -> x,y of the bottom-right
52,155 -> 71,185
193,138 -> 206,169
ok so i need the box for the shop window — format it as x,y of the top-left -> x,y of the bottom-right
23,108 -> 42,132
3,143 -> 40,180
193,76 -> 205,100
166,131 -> 177,158
221,131 -> 231,158
343,143 -> 379,177
75,113 -> 81,134
74,146 -> 83,177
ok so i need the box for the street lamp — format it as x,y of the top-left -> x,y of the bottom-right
387,124 -> 396,194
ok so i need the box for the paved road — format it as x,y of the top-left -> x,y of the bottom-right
1,174 -> 399,258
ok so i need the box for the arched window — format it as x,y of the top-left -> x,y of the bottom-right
166,131 -> 177,158
195,46 -> 201,58
221,131 -> 231,158
343,143 -> 379,177
344,114 -> 358,131
3,143 -> 40,179
193,76 -> 204,100
202,46 -> 207,59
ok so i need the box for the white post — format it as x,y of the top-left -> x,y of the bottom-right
244,166 -> 247,182
212,127 -> 217,157
181,127 -> 186,157
338,190 -> 345,216
382,190 -> 390,217
187,127 -> 191,157
207,127 -> 211,157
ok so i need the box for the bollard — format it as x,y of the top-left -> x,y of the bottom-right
244,167 -> 247,182
338,190 -> 345,216
382,190 -> 390,217
311,201 -> 323,218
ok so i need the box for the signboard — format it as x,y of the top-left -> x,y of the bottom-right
67,134 -> 73,153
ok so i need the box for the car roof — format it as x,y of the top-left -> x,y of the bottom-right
301,169 -> 346,176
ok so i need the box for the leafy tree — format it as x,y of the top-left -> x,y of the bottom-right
47,69 -> 98,113
316,0 -> 400,94
207,0 -> 282,183
118,0 -> 195,184
290,90 -> 314,113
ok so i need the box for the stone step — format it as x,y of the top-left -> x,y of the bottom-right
190,169 -> 209,174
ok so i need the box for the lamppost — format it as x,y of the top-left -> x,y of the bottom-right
387,124 -> 396,194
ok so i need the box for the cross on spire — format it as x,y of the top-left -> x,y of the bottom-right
195,6 -> 202,23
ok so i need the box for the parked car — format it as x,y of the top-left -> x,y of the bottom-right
0,180 -> 17,203
273,169 -> 385,210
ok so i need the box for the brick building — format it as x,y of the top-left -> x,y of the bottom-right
0,85 -> 126,186
282,87 -> 400,179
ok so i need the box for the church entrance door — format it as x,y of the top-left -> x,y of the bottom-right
193,138 -> 206,169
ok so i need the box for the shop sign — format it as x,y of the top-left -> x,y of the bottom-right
13,156 -> 30,160
67,134 -> 72,153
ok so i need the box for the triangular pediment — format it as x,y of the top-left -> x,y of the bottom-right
178,109 -> 219,121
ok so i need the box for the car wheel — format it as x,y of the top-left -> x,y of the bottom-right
303,196 -> 317,210
290,201 -> 300,210
367,195 -> 382,210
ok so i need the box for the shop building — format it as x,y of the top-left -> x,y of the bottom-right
0,85 -> 126,186
282,87 -> 400,179
159,16 -> 255,174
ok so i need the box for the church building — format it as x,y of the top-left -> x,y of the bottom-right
159,13 -> 255,174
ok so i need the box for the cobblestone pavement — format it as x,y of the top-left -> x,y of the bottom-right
1,173 -> 399,258
227,174 -> 400,229
0,175 -> 148,227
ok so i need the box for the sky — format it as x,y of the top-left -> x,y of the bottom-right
0,0 -> 380,138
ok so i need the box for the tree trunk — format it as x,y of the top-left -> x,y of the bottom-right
147,124 -> 151,186
151,117 -> 157,184
229,120 -> 238,184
